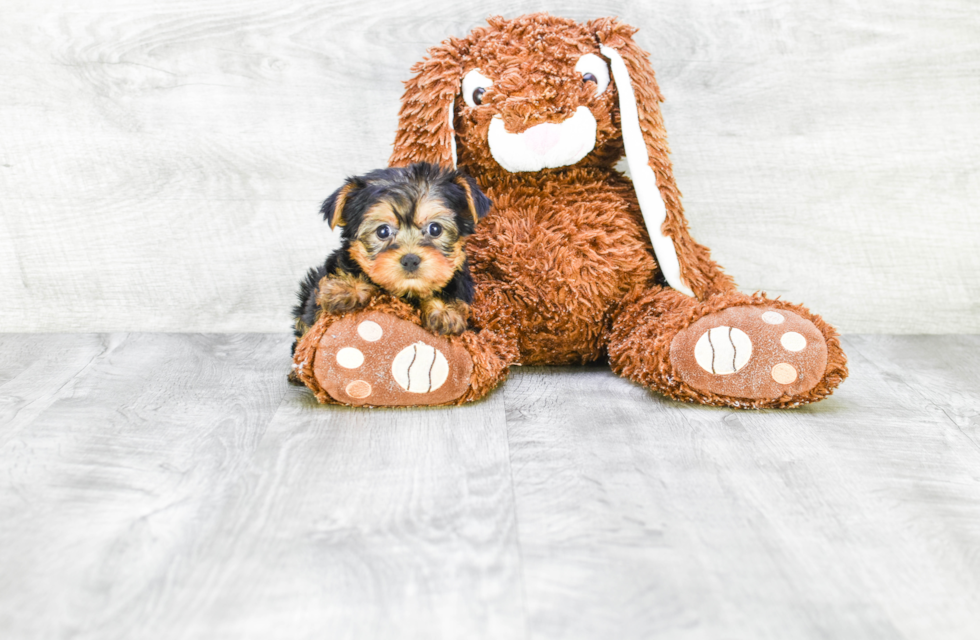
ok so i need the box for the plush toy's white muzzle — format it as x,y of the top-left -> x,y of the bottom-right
486,107 -> 597,173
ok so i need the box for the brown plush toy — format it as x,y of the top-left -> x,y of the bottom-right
293,13 -> 848,409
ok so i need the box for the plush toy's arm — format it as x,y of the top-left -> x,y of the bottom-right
591,19 -> 737,300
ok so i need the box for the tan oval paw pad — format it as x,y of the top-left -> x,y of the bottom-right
771,363 -> 798,384
345,380 -> 372,398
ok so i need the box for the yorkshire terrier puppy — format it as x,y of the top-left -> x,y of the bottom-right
292,162 -> 491,352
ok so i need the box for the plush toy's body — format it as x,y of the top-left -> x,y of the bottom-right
468,170 -> 655,365
293,14 -> 848,409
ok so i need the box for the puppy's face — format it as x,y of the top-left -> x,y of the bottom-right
349,192 -> 466,299
320,164 -> 489,299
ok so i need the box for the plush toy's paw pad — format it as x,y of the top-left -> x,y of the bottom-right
670,306 -> 828,401
312,312 -> 472,406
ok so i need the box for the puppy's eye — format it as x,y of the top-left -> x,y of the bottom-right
426,222 -> 443,238
462,69 -> 493,108
574,54 -> 610,96
376,225 -> 392,239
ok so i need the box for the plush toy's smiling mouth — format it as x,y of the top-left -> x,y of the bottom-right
487,107 -> 597,172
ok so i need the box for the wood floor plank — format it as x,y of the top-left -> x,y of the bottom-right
0,334 -> 52,386
0,334 -> 114,443
503,336 -> 980,640
846,334 -> 980,451
0,333 -> 292,640
131,381 -> 524,640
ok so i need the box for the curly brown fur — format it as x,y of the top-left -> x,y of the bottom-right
291,163 -> 490,352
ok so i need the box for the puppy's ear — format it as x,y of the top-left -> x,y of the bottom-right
319,177 -> 363,230
390,39 -> 465,169
452,172 -> 491,227
589,18 -> 707,298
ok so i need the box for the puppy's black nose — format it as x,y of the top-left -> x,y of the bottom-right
400,253 -> 421,272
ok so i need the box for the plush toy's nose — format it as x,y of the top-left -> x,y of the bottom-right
496,84 -> 579,135
400,253 -> 421,272
499,106 -> 575,135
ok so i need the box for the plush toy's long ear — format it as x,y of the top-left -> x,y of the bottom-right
590,19 -> 736,300
389,39 -> 465,169
319,177 -> 361,230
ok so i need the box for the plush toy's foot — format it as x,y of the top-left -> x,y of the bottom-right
669,306 -> 827,401
608,288 -> 847,409
292,295 -> 517,407
310,311 -> 472,406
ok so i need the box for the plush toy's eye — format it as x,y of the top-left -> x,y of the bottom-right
426,222 -> 443,238
574,54 -> 610,96
462,69 -> 494,108
376,225 -> 392,239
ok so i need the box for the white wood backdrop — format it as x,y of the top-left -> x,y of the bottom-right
1,0 -> 977,333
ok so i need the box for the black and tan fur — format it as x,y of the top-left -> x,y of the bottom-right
292,163 -> 490,353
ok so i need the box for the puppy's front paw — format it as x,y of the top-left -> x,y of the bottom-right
421,299 -> 470,335
316,274 -> 377,315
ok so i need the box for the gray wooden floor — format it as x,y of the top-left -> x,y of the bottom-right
1,334 -> 979,639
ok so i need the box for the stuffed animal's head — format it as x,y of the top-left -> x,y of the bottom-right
390,14 -> 667,179
389,13 -> 697,297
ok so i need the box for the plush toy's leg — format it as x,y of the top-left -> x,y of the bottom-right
607,287 -> 848,409
292,294 -> 517,407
